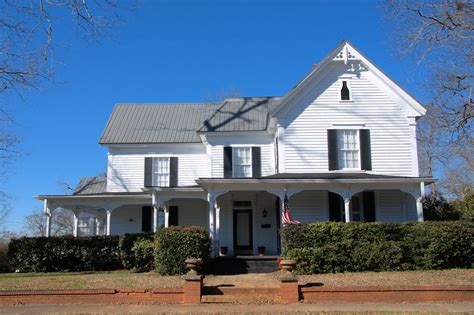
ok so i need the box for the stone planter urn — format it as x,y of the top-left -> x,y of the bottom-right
185,258 -> 202,276
280,259 -> 296,273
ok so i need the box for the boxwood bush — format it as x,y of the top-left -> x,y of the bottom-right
8,236 -> 121,272
154,226 -> 210,275
119,233 -> 154,271
281,221 -> 473,274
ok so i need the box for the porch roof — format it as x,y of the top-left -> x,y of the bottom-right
196,173 -> 435,190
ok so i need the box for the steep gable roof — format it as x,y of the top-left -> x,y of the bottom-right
272,40 -> 426,118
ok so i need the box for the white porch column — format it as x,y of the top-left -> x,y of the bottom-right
416,197 -> 424,222
106,209 -> 112,236
344,197 -> 351,223
153,205 -> 159,232
215,205 -> 220,250
95,217 -> 100,236
43,199 -> 52,237
73,213 -> 79,237
164,205 -> 169,228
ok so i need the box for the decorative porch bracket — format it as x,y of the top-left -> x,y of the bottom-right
399,182 -> 425,222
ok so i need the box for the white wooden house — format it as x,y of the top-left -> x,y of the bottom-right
37,41 -> 434,257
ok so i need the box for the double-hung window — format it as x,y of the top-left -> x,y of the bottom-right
232,147 -> 252,178
153,157 -> 170,187
337,130 -> 360,170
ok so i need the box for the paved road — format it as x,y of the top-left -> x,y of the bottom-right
1,303 -> 473,314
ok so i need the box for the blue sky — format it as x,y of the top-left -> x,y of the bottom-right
3,0 -> 422,232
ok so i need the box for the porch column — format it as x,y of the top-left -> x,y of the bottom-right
207,192 -> 216,257
106,209 -> 112,236
73,213 -> 79,237
215,205 -> 220,255
43,199 -> 52,237
95,217 -> 100,236
344,197 -> 351,223
164,205 -> 169,228
153,205 -> 159,232
416,197 -> 424,222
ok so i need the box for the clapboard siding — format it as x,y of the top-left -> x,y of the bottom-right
169,199 -> 208,228
280,63 -> 415,176
376,190 -> 404,223
107,145 -> 207,192
289,191 -> 329,223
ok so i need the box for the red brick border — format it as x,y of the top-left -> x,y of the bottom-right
301,286 -> 474,303
0,288 -> 184,305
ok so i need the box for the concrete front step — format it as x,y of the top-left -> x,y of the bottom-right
201,286 -> 281,304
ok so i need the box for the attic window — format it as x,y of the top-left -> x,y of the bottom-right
340,81 -> 351,101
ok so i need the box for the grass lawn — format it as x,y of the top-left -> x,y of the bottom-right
0,269 -> 472,291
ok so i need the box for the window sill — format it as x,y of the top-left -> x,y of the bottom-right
338,100 -> 354,103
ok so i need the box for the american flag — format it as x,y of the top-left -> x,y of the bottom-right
282,193 -> 300,225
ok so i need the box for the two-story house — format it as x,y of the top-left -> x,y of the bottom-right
37,41 -> 434,257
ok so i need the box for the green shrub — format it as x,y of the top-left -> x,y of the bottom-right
154,226 -> 210,275
133,238 -> 155,272
8,236 -> 121,272
282,221 -> 473,274
119,233 -> 154,270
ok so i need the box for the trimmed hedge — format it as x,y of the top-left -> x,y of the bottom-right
154,226 -> 210,275
118,233 -> 154,271
281,222 -> 473,274
8,236 -> 121,272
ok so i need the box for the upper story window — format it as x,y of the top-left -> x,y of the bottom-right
153,157 -> 170,187
232,147 -> 252,178
337,130 -> 359,169
340,80 -> 351,101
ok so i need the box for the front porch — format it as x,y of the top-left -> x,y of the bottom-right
36,173 -> 434,258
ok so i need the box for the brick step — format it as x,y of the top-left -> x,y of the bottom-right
210,257 -> 279,275
201,286 -> 281,304
203,286 -> 279,296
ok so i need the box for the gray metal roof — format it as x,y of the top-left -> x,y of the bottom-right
73,176 -> 107,195
198,97 -> 281,132
99,97 -> 281,144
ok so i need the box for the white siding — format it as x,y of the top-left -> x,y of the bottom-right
290,191 -> 329,223
107,145 -> 207,192
169,199 -> 208,228
376,190 -> 404,223
110,205 -> 143,235
280,62 -> 415,176
211,145 -> 224,178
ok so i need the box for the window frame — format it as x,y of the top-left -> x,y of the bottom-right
152,157 -> 171,187
232,147 -> 252,178
337,129 -> 361,171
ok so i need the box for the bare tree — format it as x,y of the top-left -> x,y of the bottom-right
384,0 -> 473,142
24,207 -> 74,236
1,0 -> 136,96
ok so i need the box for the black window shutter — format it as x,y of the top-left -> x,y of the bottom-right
252,147 -> 262,178
169,157 -> 178,187
224,147 -> 233,178
144,157 -> 153,187
328,192 -> 342,222
142,206 -> 152,232
168,206 -> 178,226
363,191 -> 376,222
360,129 -> 372,171
327,130 -> 339,171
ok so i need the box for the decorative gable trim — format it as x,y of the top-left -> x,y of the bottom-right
271,40 -> 426,118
